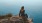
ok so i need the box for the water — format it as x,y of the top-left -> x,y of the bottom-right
0,5 -> 42,23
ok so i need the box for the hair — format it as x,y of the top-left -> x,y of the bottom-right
21,6 -> 24,9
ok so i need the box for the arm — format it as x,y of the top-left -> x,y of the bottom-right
19,12 -> 20,17
23,10 -> 25,14
19,10 -> 21,17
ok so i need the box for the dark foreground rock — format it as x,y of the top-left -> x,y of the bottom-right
0,16 -> 33,23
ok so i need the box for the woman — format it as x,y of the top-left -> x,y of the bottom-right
19,6 -> 27,23
19,6 -> 25,17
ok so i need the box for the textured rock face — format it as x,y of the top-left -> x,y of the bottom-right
10,16 -> 23,23
0,16 -> 23,23
0,16 -> 33,23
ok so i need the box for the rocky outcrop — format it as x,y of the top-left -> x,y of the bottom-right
0,16 -> 33,23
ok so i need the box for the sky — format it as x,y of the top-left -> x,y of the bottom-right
0,0 -> 42,6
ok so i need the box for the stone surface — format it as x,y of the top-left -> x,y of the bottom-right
0,16 -> 33,23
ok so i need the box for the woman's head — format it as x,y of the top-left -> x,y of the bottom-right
21,6 -> 24,10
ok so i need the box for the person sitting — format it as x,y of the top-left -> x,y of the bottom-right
19,6 -> 28,23
19,6 -> 25,17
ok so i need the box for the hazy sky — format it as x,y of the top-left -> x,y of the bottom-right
0,0 -> 42,6
0,0 -> 42,10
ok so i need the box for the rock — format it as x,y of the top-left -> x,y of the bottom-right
0,16 -> 33,23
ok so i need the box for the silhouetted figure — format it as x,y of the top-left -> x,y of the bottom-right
19,6 -> 28,23
19,6 -> 25,17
